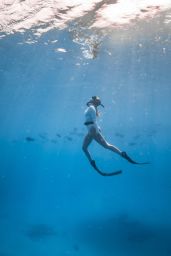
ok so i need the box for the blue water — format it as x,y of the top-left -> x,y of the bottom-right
0,20 -> 171,256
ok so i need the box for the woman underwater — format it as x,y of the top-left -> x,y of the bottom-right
82,96 -> 148,176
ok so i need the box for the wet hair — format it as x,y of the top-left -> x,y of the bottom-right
92,96 -> 101,101
86,96 -> 101,106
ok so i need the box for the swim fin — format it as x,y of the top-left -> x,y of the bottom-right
90,160 -> 122,176
121,152 -> 150,165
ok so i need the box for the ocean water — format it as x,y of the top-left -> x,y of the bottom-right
0,1 -> 171,256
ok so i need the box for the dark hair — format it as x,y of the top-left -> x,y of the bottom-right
92,96 -> 101,101
86,96 -> 101,106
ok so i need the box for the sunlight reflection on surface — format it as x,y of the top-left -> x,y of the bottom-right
0,0 -> 171,34
0,0 -> 171,59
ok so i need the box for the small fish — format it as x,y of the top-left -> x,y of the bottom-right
26,137 -> 35,142
128,142 -> 137,146
56,133 -> 61,138
66,136 -> 73,141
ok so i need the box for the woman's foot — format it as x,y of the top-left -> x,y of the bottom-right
121,151 -> 137,164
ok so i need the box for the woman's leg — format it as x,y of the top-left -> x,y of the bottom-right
94,132 -> 122,156
82,133 -> 93,162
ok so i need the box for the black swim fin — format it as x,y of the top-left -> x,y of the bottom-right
90,160 -> 122,176
121,152 -> 150,165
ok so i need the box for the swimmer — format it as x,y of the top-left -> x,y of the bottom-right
82,96 -> 149,175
